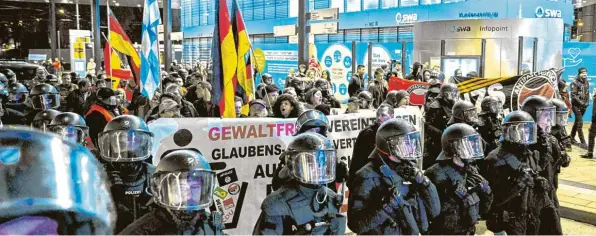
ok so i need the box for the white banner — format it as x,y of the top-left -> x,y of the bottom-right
149,106 -> 423,234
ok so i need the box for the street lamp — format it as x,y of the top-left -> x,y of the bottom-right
58,9 -> 65,14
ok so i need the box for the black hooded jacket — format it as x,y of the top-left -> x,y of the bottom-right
273,94 -> 303,118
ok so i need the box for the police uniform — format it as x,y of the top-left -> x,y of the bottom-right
424,98 -> 453,169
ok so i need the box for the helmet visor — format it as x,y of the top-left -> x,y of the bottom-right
462,108 -> 479,123
385,131 -> 423,160
31,94 -> 60,110
449,134 -> 484,160
31,120 -> 52,132
48,125 -> 88,144
555,111 -> 568,127
503,122 -> 537,144
536,107 -> 556,133
286,150 -> 336,185
151,170 -> 215,210
98,130 -> 153,162
295,111 -> 329,133
8,92 -> 27,104
444,89 -> 459,101
485,101 -> 501,114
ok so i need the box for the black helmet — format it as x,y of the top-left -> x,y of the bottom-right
31,109 -> 61,132
152,149 -> 215,210
7,82 -> 28,104
0,72 -> 7,84
551,98 -> 569,127
521,95 -> 555,133
480,96 -> 502,115
376,104 -> 395,124
501,110 -> 537,145
394,90 -> 409,107
30,83 -> 60,110
96,87 -> 118,109
358,91 -> 373,109
262,73 -> 273,85
375,119 -> 421,161
385,90 -> 399,108
45,74 -> 59,84
284,132 -> 336,184
98,115 -> 154,162
449,100 -> 478,125
295,109 -> 329,136
314,79 -> 331,96
48,112 -> 89,144
0,127 -> 115,234
439,83 -> 459,102
438,123 -> 483,161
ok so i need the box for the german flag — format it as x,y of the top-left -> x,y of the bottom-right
108,9 -> 140,86
232,0 -> 253,116
211,0 -> 238,118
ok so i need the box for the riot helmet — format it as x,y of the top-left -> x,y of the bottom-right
152,149 -> 215,211
7,83 -> 28,104
262,73 -> 273,85
347,96 -> 361,113
48,112 -> 89,144
285,133 -> 336,185
501,110 -> 537,145
96,87 -> 119,110
249,99 -> 268,117
31,109 -> 61,132
3,68 -> 16,84
449,100 -> 479,125
439,83 -> 459,102
551,98 -> 569,128
0,128 -> 115,234
295,109 -> 329,136
314,79 -> 331,97
98,115 -> 154,162
385,90 -> 399,108
480,96 -> 502,115
395,90 -> 409,107
0,73 -> 7,88
358,91 -> 374,109
45,74 -> 59,87
30,83 -> 60,110
376,104 -> 395,124
521,95 -> 555,133
375,119 -> 422,161
438,123 -> 484,161
290,77 -> 307,93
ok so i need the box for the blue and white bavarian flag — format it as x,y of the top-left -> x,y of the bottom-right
140,0 -> 162,99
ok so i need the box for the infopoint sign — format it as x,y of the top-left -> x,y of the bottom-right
535,6 -> 562,18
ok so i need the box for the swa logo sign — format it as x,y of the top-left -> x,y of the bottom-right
396,13 -> 418,25
451,25 -> 471,32
535,6 -> 561,18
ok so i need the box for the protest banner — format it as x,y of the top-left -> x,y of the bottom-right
149,106 -> 423,234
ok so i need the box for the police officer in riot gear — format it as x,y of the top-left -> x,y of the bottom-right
25,83 -> 61,125
551,98 -> 572,189
425,123 -> 493,235
570,67 -> 590,148
31,109 -> 61,132
478,96 -> 503,156
484,110 -> 556,235
447,100 -> 479,126
47,112 -> 89,145
120,149 -> 224,235
86,87 -> 120,147
424,83 -> 459,169
382,90 -> 400,108
358,91 -> 374,109
2,82 -> 29,125
254,132 -> 346,235
97,115 -> 155,233
521,96 -> 563,235
348,104 -> 395,188
0,127 -> 116,234
348,119 -> 440,235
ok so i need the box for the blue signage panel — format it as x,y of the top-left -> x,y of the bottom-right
562,42 -> 596,122
252,43 -> 298,90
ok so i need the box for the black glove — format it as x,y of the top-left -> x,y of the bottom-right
397,164 -> 428,186
515,169 -> 534,189
454,182 -> 468,199
386,186 -> 404,209
109,171 -> 124,187
335,161 -> 348,183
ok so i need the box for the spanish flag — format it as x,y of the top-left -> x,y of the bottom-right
211,0 -> 238,118
104,42 -> 132,90
232,0 -> 254,116
108,9 -> 141,85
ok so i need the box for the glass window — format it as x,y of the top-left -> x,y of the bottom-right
398,26 -> 414,42
199,0 -> 209,25
254,0 -> 265,20
400,0 -> 418,7
276,36 -> 289,43
252,35 -> 265,43
379,27 -> 398,42
242,0 -> 254,20
329,30 -> 344,42
276,0 -> 289,18
443,0 -> 465,3
315,34 -> 329,43
381,0 -> 397,8
331,0 -> 344,12
289,0 -> 299,17
313,0 -> 330,9
191,0 -> 200,26
345,29 -> 361,42
265,1 -> 276,19
420,0 -> 440,4
346,0 -> 361,12
191,38 -> 200,64
363,0 -> 378,10
361,28 -> 379,42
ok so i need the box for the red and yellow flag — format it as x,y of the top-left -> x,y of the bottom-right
108,9 -> 140,85
104,42 -> 132,90
232,0 -> 254,116
211,0 -> 238,118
